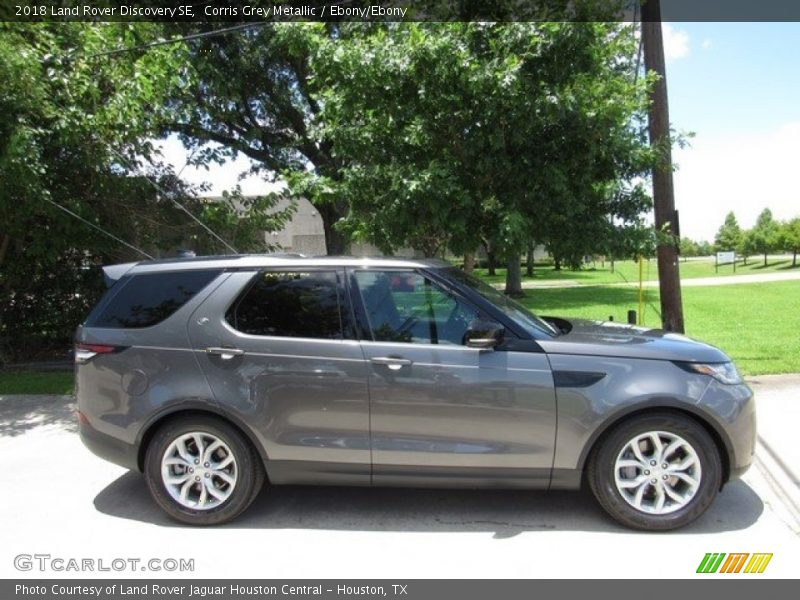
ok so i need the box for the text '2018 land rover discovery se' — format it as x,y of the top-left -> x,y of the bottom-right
76,255 -> 755,529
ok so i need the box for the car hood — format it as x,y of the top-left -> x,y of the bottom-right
538,318 -> 729,363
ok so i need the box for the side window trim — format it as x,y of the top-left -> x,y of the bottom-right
346,268 -> 376,342
422,277 -> 439,344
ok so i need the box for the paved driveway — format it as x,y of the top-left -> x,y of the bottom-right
1,378 -> 798,579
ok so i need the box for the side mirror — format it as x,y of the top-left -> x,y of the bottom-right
464,319 -> 504,350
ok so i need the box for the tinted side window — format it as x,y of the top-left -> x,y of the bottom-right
228,271 -> 343,339
354,270 -> 481,345
86,270 -> 220,329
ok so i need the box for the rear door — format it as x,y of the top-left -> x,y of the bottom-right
349,268 -> 557,488
188,268 -> 371,485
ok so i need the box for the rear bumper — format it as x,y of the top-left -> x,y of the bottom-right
79,415 -> 140,472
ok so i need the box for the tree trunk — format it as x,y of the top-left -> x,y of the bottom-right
486,245 -> 497,276
526,242 -> 535,277
793,249 -> 797,267
0,234 -> 9,268
505,252 -> 524,297
317,204 -> 348,255
420,239 -> 440,259
610,258 -> 615,273
463,251 -> 476,274
764,252 -> 768,267
553,256 -> 562,271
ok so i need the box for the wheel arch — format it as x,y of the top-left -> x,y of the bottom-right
577,403 -> 733,486
135,402 -> 270,477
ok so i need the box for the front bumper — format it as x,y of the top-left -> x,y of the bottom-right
699,380 -> 756,482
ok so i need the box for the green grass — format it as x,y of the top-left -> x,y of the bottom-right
514,280 -> 800,376
0,370 -> 74,395
474,256 -> 800,286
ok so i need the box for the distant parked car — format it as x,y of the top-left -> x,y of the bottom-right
76,255 -> 755,529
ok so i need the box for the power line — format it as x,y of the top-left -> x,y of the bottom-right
80,22 -> 268,60
107,147 -> 239,254
34,22 -> 247,259
42,197 -> 155,260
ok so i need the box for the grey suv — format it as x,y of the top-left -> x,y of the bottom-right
76,255 -> 755,529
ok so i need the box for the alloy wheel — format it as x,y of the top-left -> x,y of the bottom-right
160,431 -> 238,510
613,430 -> 702,515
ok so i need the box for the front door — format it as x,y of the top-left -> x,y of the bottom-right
188,269 -> 371,485
350,268 -> 557,487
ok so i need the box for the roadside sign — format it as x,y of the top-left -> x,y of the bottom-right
716,251 -> 736,273
717,251 -> 735,265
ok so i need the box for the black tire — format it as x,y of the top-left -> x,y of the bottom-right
587,412 -> 722,531
144,415 -> 264,525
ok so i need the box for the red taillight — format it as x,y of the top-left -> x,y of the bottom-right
74,343 -> 124,364
77,343 -> 117,354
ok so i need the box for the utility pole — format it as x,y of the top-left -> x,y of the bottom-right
641,0 -> 685,333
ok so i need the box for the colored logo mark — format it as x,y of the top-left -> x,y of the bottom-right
696,553 -> 773,574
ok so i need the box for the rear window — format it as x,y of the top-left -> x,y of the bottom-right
86,270 -> 221,329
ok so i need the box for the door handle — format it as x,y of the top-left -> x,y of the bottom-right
206,347 -> 245,360
370,356 -> 412,371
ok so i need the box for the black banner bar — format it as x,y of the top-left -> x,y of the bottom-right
3,580 -> 799,600
3,0 -> 800,23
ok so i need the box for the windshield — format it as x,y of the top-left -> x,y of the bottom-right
444,268 -> 558,338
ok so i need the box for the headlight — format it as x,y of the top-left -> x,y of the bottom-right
679,361 -> 743,385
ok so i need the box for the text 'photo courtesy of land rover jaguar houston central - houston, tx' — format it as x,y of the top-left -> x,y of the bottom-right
75,255 -> 756,530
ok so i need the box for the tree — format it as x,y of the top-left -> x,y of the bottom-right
310,24 -> 489,257
0,23 -> 189,361
526,241 -> 536,277
166,23 -> 352,255
749,208 -> 780,266
601,221 -> 657,265
0,24 -> 291,362
472,24 -> 654,294
679,237 -> 700,259
315,22 -> 653,297
714,211 -> 742,252
737,229 -> 756,266
778,217 -> 800,267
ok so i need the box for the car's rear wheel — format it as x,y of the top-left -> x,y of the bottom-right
144,415 -> 264,525
587,412 -> 722,530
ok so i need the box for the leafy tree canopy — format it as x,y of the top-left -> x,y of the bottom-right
0,24 -> 290,362
749,208 -> 780,265
314,22 -> 654,284
714,211 -> 742,252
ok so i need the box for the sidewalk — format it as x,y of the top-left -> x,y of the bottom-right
746,374 -> 800,533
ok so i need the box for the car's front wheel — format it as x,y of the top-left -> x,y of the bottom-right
588,412 -> 722,530
144,415 -> 264,525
